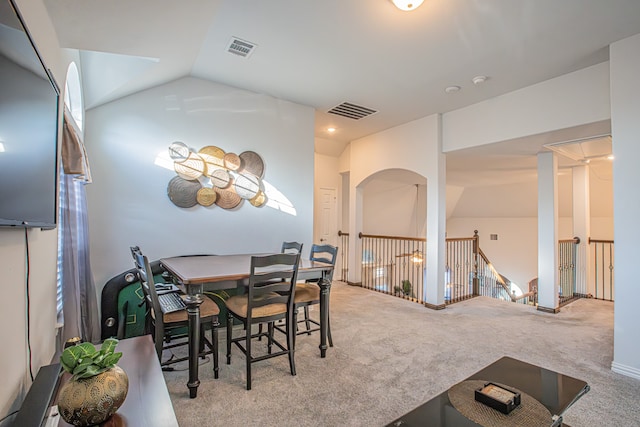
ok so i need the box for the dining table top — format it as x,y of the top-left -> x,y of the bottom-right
160,253 -> 334,285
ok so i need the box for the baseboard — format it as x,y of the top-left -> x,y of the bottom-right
537,305 -> 560,314
424,302 -> 446,310
611,361 -> 640,380
346,281 -> 361,287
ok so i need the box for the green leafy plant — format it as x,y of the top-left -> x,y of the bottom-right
60,338 -> 123,379
394,279 -> 413,297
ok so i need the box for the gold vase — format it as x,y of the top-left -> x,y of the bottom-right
58,365 -> 129,426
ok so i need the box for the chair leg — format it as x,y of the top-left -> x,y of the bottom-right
212,317 -> 220,379
154,322 -> 164,363
267,322 -> 274,354
287,310 -> 296,377
303,306 -> 312,335
226,312 -> 233,365
292,310 -> 297,350
246,324 -> 252,390
327,311 -> 333,347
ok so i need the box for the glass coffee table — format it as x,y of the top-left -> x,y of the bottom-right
386,356 -> 590,427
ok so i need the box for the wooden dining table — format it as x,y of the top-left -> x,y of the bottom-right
159,253 -> 335,398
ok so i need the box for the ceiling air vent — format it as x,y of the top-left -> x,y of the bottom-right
227,37 -> 256,58
327,102 -> 377,120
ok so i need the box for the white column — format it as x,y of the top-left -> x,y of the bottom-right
424,118 -> 446,309
537,151 -> 559,312
347,185 -> 363,284
611,33 -> 640,379
572,165 -> 591,296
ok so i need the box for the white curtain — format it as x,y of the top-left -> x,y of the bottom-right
59,108 -> 100,344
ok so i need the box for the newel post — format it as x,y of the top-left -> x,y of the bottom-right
472,230 -> 479,296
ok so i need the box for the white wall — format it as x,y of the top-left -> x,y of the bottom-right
363,180 -> 426,237
610,33 -> 640,379
85,77 -> 316,289
442,62 -> 611,152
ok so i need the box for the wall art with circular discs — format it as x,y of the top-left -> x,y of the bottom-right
166,141 -> 267,210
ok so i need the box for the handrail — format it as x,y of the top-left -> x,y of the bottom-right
559,237 -> 580,244
338,230 -> 349,236
478,247 -> 516,301
358,232 -> 425,242
589,238 -> 614,244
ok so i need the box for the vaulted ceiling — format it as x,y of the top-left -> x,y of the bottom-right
42,0 -> 639,190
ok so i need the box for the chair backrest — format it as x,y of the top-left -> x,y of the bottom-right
309,244 -> 338,282
246,253 -> 300,323
130,246 -> 163,320
281,241 -> 303,254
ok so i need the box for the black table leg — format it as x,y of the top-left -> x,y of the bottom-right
318,277 -> 332,358
184,292 -> 203,398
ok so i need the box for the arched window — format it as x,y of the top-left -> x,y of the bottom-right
63,62 -> 83,131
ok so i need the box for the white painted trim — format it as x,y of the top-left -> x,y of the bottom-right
611,361 -> 640,380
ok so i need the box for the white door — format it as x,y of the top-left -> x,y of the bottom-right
315,187 -> 337,246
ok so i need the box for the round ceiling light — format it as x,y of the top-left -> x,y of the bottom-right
472,75 -> 488,85
445,85 -> 461,93
390,0 -> 425,11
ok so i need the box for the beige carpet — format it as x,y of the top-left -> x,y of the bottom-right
162,281 -> 640,426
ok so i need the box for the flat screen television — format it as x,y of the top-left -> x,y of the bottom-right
0,0 -> 59,229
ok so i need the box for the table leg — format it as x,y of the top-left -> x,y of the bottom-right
318,277 -> 332,358
185,293 -> 202,398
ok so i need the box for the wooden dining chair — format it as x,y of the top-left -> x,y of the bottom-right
224,253 -> 300,390
294,244 -> 338,345
281,241 -> 303,254
130,246 -> 220,377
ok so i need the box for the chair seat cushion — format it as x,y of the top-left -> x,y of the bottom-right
225,293 -> 287,319
294,282 -> 320,303
163,295 -> 220,324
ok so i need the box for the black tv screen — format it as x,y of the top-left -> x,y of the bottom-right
0,0 -> 59,229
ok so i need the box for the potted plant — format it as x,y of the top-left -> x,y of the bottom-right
394,279 -> 413,297
57,338 -> 129,426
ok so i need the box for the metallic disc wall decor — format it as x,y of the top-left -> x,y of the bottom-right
223,152 -> 242,171
249,190 -> 267,207
196,187 -> 217,206
168,141 -> 190,161
199,146 -> 225,175
214,187 -> 242,209
210,168 -> 231,188
234,172 -> 260,199
174,152 -> 205,180
167,176 -> 201,208
167,142 -> 266,210
239,151 -> 265,178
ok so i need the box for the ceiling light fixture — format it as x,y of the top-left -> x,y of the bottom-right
390,0 -> 425,11
472,75 -> 488,85
445,85 -> 461,93
327,127 -> 336,133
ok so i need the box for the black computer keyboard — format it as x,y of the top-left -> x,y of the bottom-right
158,292 -> 186,313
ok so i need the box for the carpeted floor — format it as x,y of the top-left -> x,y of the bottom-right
162,281 -> 640,426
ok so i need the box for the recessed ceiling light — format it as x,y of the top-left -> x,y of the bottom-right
445,85 -> 461,93
472,75 -> 488,85
390,0 -> 425,11
327,127 -> 336,133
